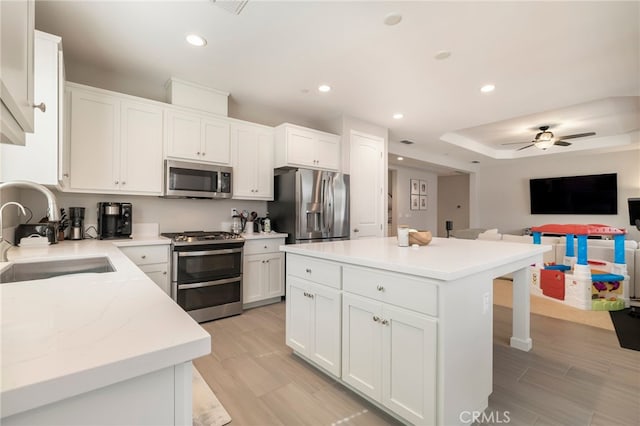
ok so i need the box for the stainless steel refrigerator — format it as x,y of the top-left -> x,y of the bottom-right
268,169 -> 350,244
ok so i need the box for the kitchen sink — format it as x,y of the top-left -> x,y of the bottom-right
0,257 -> 116,284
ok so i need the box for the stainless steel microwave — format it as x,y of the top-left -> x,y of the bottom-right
164,160 -> 232,199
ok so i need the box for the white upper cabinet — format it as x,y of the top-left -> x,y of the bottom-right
1,31 -> 63,185
275,123 -> 340,171
0,0 -> 35,146
165,108 -> 230,165
65,83 -> 163,195
231,120 -> 274,200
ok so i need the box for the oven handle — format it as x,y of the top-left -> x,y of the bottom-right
178,277 -> 240,290
177,248 -> 243,257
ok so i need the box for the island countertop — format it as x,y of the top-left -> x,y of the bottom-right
281,236 -> 551,281
0,238 -> 210,419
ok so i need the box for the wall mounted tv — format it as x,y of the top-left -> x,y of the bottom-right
529,173 -> 618,215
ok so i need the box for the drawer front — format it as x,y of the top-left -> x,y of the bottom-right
343,266 -> 438,316
243,238 -> 284,255
120,245 -> 169,265
287,254 -> 341,289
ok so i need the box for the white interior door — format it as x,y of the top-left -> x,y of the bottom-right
349,131 -> 384,239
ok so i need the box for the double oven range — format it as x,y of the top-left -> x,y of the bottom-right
162,231 -> 244,323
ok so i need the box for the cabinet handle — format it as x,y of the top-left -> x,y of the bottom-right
305,268 -> 312,273
63,173 -> 69,178
381,319 -> 389,326
33,102 -> 46,113
376,285 -> 385,292
373,316 -> 380,322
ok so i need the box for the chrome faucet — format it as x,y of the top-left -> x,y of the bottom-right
0,202 -> 28,262
0,181 -> 60,262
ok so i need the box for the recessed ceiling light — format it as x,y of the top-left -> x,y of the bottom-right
318,84 -> 331,93
434,50 -> 451,60
397,156 -> 404,161
186,34 -> 207,47
480,84 -> 495,93
384,13 -> 402,26
393,113 -> 404,119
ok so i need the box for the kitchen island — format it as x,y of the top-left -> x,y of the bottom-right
282,236 -> 550,425
0,238 -> 210,425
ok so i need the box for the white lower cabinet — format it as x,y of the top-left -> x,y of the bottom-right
342,293 -> 437,425
242,238 -> 284,307
119,244 -> 170,295
286,276 -> 341,378
286,254 -> 439,425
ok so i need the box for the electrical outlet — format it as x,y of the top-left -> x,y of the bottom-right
231,208 -> 237,217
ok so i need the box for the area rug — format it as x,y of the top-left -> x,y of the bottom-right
609,308 -> 640,351
193,367 -> 231,426
493,279 -> 614,331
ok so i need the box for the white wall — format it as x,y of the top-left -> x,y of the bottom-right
18,190 -> 268,235
389,164 -> 438,233
476,148 -> 640,241
437,174 -> 470,237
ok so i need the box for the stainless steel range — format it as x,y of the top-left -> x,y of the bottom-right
162,231 -> 244,323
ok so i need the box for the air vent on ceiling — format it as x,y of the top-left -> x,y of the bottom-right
211,0 -> 248,15
400,139 -> 414,145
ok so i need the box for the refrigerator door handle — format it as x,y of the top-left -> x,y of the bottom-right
328,174 -> 335,234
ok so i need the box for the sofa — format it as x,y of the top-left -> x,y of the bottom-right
475,229 -> 640,299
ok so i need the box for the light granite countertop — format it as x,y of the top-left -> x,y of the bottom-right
0,237 -> 210,418
240,232 -> 288,240
281,236 -> 551,281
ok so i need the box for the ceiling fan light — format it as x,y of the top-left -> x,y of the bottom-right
535,139 -> 555,150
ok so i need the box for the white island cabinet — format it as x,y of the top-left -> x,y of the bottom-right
282,237 -> 550,425
0,239 -> 210,426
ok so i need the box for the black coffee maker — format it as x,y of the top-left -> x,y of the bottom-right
97,202 -> 132,239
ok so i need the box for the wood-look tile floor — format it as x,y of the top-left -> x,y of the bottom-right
193,301 -> 640,426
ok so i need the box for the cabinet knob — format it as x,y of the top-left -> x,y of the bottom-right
63,173 -> 69,178
381,319 -> 389,326
353,228 -> 360,233
266,260 -> 269,263
115,180 -> 119,185
33,102 -> 46,113
305,268 -> 312,273
141,255 -> 146,259
202,152 -> 206,156
196,152 -> 201,155
163,271 -> 167,275
373,316 -> 380,322
376,285 -> 384,292
262,260 -> 265,263
264,245 -> 268,249
122,181 -> 126,185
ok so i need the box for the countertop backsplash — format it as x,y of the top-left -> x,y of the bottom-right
16,189 -> 271,234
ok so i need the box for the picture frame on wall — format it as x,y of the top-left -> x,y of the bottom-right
420,196 -> 427,210
410,179 -> 419,195
411,194 -> 419,210
419,180 -> 427,195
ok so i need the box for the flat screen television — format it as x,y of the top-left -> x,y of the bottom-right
529,173 -> 617,215
629,198 -> 640,226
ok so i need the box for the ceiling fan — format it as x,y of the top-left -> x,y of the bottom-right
502,126 -> 596,151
